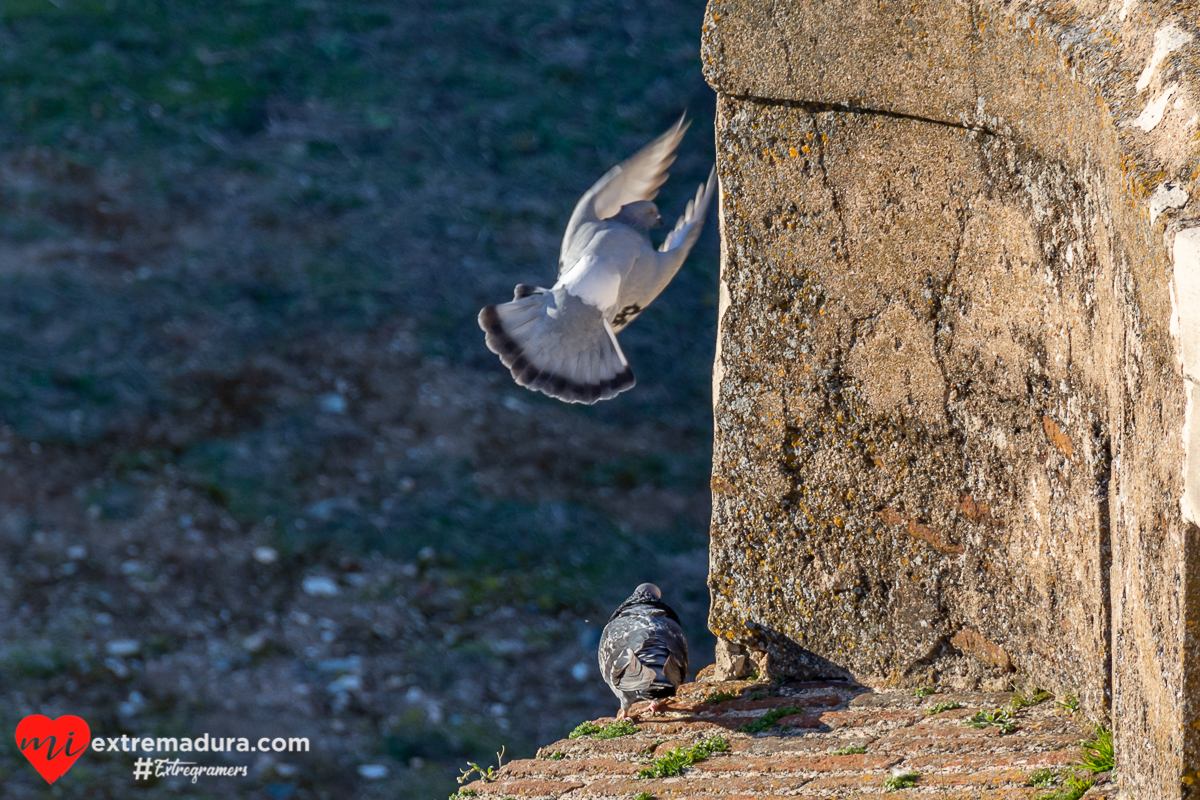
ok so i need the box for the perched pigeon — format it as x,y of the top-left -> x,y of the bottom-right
478,115 -> 717,403
598,583 -> 689,719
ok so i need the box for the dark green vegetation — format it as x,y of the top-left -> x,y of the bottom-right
0,0 -> 717,798
635,735 -> 728,778
926,700 -> 962,715
568,718 -> 638,739
736,705 -> 805,733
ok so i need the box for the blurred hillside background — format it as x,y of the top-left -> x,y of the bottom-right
0,0 -> 717,797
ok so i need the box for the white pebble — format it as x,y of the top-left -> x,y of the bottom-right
302,576 -> 339,596
106,639 -> 140,657
253,546 -> 279,564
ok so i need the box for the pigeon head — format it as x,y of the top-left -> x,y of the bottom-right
628,583 -> 662,603
612,200 -> 663,230
606,582 -> 680,624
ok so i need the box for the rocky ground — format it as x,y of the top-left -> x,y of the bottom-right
0,1 -> 719,797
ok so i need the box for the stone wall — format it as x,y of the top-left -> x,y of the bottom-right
701,1 -> 1200,797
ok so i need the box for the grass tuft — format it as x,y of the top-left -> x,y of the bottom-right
736,706 -> 805,734
1010,686 -> 1052,712
636,735 -> 729,779
633,794 -> 655,800
569,718 -> 638,740
1078,725 -> 1114,773
926,701 -> 962,715
1056,693 -> 1080,713
913,686 -> 936,697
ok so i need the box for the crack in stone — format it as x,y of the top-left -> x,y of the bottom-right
725,92 -> 1001,138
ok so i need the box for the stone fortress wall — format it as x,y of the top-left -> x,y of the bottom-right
700,1 -> 1200,797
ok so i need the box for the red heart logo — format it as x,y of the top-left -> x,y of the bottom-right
15,715 -> 91,784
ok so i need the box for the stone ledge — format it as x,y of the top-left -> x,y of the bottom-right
460,681 -> 1115,799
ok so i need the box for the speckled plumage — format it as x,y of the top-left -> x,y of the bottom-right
597,583 -> 689,717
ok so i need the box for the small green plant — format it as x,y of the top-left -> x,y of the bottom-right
457,746 -> 505,786
913,686 -> 936,697
568,718 -> 638,740
1035,774 -> 1093,800
548,751 -> 565,761
633,793 -> 655,800
1056,693 -> 1080,713
1010,686 -> 1053,711
1078,725 -> 1114,773
704,689 -> 738,704
449,791 -> 479,799
883,770 -> 920,791
831,744 -> 867,755
636,735 -> 729,778
926,701 -> 963,715
736,705 -> 805,733
965,707 -> 1016,734
1028,768 -> 1056,787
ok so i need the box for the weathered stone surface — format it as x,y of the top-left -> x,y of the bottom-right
471,682 -> 1113,799
702,2 -> 1200,798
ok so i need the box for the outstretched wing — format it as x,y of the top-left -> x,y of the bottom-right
559,114 -> 690,275
659,165 -> 717,256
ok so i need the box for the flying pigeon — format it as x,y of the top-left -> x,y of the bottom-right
597,583 -> 689,719
478,115 -> 717,403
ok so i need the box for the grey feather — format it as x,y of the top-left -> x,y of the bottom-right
597,583 -> 689,715
478,113 -> 716,404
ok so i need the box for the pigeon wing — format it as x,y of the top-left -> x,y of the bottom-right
611,648 -> 656,692
660,618 -> 690,688
559,115 -> 690,275
599,615 -> 651,689
659,165 -> 717,256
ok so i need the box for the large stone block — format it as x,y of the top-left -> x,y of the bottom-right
702,1 -> 1200,797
